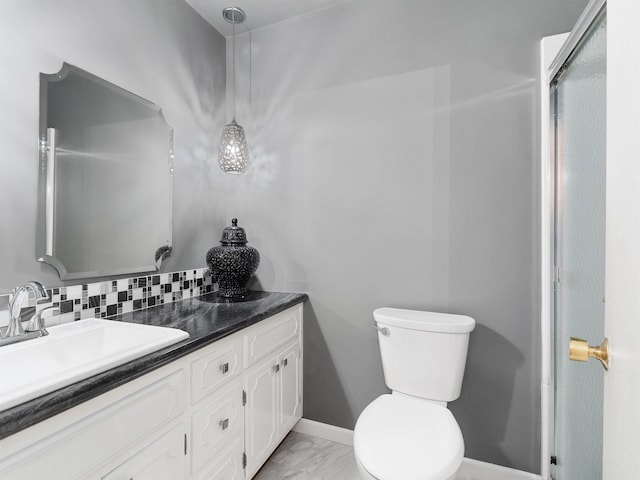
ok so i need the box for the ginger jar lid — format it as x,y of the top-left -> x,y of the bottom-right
220,218 -> 248,245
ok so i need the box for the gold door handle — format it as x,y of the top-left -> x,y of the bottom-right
569,337 -> 610,370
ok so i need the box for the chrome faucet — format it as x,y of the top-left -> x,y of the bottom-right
3,281 -> 50,340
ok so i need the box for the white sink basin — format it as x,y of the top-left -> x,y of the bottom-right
0,318 -> 189,411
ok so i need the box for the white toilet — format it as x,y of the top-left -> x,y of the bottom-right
353,307 -> 475,480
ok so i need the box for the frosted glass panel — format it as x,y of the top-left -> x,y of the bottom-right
553,13 -> 606,480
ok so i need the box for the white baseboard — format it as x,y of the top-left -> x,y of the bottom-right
293,418 -> 542,480
458,458 -> 542,480
293,418 -> 354,446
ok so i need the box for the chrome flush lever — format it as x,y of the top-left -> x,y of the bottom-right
373,323 -> 390,336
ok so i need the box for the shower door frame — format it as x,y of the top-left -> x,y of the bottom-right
540,32 -> 567,480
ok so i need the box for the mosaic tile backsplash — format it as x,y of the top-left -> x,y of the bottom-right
0,268 -> 214,328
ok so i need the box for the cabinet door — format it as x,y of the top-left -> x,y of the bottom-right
102,424 -> 185,480
243,354 -> 279,478
279,343 -> 302,435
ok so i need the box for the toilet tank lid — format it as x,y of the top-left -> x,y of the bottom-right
373,308 -> 475,333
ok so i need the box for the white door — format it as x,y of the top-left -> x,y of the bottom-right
551,1 -> 640,478
601,0 -> 640,477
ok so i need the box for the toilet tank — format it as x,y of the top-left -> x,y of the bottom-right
373,308 -> 475,403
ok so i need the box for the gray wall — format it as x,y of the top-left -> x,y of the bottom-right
0,0 -> 590,474
221,0 -> 589,473
0,0 -> 228,294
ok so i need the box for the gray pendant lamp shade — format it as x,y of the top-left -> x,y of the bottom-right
219,119 -> 249,173
219,7 -> 249,174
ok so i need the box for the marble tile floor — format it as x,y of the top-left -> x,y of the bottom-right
252,431 -> 512,480
253,431 -> 361,480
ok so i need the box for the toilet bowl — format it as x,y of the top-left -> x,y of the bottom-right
353,308 -> 475,480
354,394 -> 463,480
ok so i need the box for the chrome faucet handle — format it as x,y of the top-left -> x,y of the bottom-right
25,306 -> 59,336
6,281 -> 50,338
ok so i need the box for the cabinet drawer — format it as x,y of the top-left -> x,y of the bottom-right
0,370 -> 185,480
191,337 -> 242,404
102,424 -> 185,480
191,379 -> 244,476
194,434 -> 244,480
244,306 -> 301,367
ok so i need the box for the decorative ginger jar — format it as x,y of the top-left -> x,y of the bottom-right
206,218 -> 260,298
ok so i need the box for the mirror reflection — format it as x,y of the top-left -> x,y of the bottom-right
37,63 -> 173,280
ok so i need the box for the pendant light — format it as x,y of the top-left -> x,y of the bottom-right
218,6 -> 249,174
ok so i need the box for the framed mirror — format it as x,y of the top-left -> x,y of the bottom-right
37,63 -> 174,280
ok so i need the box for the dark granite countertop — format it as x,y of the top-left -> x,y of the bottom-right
0,291 -> 307,440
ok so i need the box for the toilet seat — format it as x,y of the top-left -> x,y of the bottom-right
353,394 -> 464,480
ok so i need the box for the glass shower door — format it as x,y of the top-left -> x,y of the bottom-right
551,10 -> 606,480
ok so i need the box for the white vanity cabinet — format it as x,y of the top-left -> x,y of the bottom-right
0,303 -> 303,480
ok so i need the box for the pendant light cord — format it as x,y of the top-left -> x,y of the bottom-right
232,20 -> 236,122
249,28 -> 252,117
